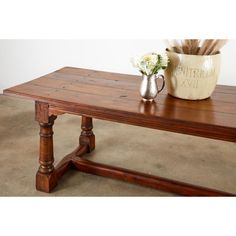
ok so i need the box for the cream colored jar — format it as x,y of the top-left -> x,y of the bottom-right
165,50 -> 221,100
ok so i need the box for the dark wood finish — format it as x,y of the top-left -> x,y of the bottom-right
71,157 -> 233,196
55,145 -> 88,179
4,67 -> 236,142
79,116 -> 95,153
35,101 -> 57,192
3,67 -> 236,195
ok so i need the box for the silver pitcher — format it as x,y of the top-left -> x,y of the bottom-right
140,74 -> 165,101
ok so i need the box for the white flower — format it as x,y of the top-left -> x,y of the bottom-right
131,52 -> 169,75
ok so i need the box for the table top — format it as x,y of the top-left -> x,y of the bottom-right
3,67 -> 236,142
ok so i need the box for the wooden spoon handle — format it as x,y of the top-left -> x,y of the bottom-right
210,39 -> 228,55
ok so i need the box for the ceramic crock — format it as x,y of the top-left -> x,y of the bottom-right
165,50 -> 221,100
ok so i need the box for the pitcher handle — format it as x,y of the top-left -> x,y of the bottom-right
156,74 -> 165,93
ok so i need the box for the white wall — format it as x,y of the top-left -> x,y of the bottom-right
0,39 -> 236,93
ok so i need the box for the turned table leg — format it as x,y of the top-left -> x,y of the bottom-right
33,103 -> 233,196
35,102 -> 57,192
78,116 -> 95,153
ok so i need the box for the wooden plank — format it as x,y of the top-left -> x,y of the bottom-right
4,82 -> 236,127
57,67 -> 236,94
48,103 -> 236,142
49,69 -> 236,94
3,67 -> 236,142
72,157 -> 234,196
44,71 -> 236,104
31,76 -> 236,115
4,84 -> 236,142
46,72 -> 140,91
58,67 -> 139,82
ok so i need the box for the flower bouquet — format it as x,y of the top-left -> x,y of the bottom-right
132,52 -> 169,101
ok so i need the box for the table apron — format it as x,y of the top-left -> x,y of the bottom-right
48,103 -> 236,143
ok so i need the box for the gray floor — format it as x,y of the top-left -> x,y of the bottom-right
0,94 -> 236,196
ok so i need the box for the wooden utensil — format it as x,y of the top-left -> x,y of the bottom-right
164,39 -> 228,55
210,39 -> 228,55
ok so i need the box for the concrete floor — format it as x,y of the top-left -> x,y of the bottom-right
0,94 -> 236,196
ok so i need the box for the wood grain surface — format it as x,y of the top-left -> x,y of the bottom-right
3,67 -> 236,195
4,67 -> 236,142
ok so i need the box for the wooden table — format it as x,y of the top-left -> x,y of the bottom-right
3,67 -> 236,196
